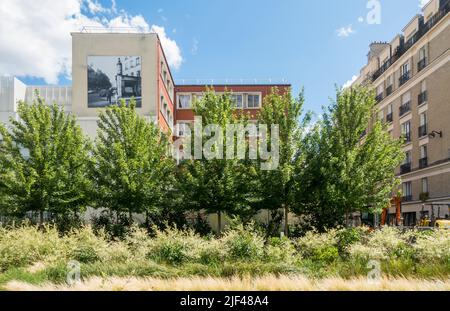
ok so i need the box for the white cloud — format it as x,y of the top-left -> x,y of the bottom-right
0,0 -> 183,84
336,25 -> 355,37
343,75 -> 358,89
150,25 -> 183,70
419,0 -> 429,8
358,16 -> 364,23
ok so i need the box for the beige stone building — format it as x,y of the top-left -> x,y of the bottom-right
352,0 -> 450,226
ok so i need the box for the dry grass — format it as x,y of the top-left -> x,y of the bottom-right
6,275 -> 450,291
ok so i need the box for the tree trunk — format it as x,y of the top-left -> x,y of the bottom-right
129,210 -> 133,223
39,210 -> 44,227
145,210 -> 149,228
217,210 -> 222,236
283,204 -> 289,237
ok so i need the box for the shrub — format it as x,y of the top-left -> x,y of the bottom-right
147,226 -> 203,265
0,225 -> 63,271
295,230 -> 340,263
221,223 -> 265,261
413,229 -> 450,263
265,237 -> 298,263
65,226 -> 109,264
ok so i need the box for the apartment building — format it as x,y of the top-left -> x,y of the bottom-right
173,84 -> 290,137
1,31 -> 288,139
352,0 -> 450,226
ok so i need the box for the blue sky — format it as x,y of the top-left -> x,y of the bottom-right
14,0 -> 425,115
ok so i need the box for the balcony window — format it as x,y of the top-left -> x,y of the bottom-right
178,94 -> 191,109
399,101 -> 411,116
401,151 -> 412,174
401,121 -> 411,143
418,91 -> 428,106
418,113 -> 427,137
418,46 -> 427,72
421,177 -> 428,194
419,145 -> 428,169
386,112 -> 393,123
402,181 -> 413,202
386,84 -> 393,96
399,62 -> 411,86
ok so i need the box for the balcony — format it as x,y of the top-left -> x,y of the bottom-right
386,112 -> 393,123
418,124 -> 428,137
399,71 -> 410,86
418,91 -> 428,106
419,157 -> 428,169
386,85 -> 393,96
402,195 -> 413,202
399,101 -> 411,117
418,58 -> 428,72
375,93 -> 384,103
400,162 -> 412,174
370,3 -> 449,83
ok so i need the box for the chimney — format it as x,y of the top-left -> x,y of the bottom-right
367,42 -> 390,62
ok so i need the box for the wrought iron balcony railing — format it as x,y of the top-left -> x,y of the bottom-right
418,91 -> 428,106
418,58 -> 428,72
399,101 -> 411,116
400,162 -> 412,174
386,112 -> 393,123
419,157 -> 428,169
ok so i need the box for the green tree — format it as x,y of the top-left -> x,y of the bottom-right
256,88 -> 310,236
90,99 -> 175,222
294,86 -> 404,231
0,97 -> 91,224
177,91 -> 258,234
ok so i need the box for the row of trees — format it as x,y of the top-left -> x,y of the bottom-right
0,86 -> 404,234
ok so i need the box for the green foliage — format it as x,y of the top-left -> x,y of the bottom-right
294,86 -> 404,231
256,88 -> 310,234
221,223 -> 265,261
177,90 -> 260,231
0,97 -> 91,222
90,99 -> 175,221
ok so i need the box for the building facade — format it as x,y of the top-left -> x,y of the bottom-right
1,31 -> 288,140
351,0 -> 450,226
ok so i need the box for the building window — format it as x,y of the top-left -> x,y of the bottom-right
419,145 -> 428,168
418,80 -> 428,106
193,94 -> 204,103
177,121 -> 191,137
401,120 -> 411,143
178,94 -> 191,109
421,177 -> 428,194
419,112 -> 427,137
402,182 -> 412,202
136,57 -> 140,66
231,94 -> 243,108
400,62 -> 410,85
246,94 -> 260,108
378,109 -> 384,122
386,103 -> 393,122
403,212 -> 417,227
376,84 -> 384,102
418,46 -> 427,71
386,75 -> 394,95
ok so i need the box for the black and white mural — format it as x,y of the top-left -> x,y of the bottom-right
87,56 -> 142,107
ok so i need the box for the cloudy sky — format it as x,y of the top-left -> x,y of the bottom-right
0,0 -> 431,114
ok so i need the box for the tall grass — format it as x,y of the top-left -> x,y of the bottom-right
6,275 -> 450,291
0,223 -> 449,288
